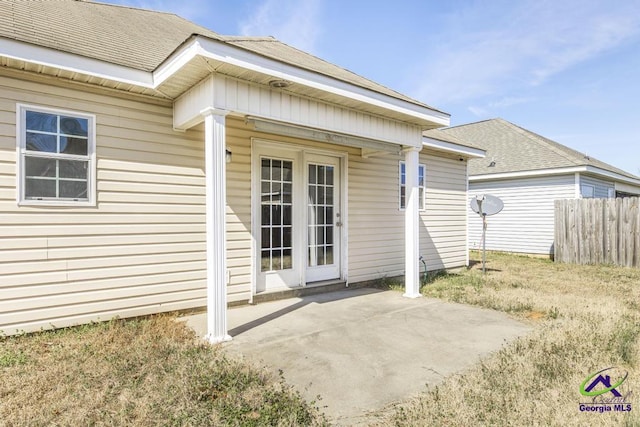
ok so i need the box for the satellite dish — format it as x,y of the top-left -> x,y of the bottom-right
470,194 -> 504,216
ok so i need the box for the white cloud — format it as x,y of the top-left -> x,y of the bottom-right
412,0 -> 640,107
239,0 -> 322,53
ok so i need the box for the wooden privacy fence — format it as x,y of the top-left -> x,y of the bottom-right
554,197 -> 640,267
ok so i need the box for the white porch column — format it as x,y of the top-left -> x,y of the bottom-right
404,146 -> 422,298
202,107 -> 232,343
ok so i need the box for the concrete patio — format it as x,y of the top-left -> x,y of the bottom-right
183,287 -> 531,425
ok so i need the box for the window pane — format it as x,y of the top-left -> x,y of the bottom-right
60,117 -> 88,137
61,136 -> 88,155
261,250 -> 271,271
25,157 -> 56,177
272,227 -> 282,248
282,183 -> 292,203
261,205 -> 271,226
26,111 -> 56,132
261,227 -> 270,249
25,179 -> 56,198
59,159 -> 87,179
326,246 -> 334,264
283,205 -> 292,225
60,180 -> 88,199
400,187 -> 406,209
282,161 -> 292,182
326,166 -> 334,185
309,164 -> 316,184
317,166 -> 325,184
400,163 -> 406,185
272,160 -> 282,180
326,186 -> 333,205
272,206 -> 282,225
26,132 -> 56,152
261,159 -> 270,180
283,226 -> 292,247
282,249 -> 292,269
326,226 -> 334,244
419,166 -> 425,187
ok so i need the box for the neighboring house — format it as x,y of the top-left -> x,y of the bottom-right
0,1 -> 484,338
440,118 -> 640,256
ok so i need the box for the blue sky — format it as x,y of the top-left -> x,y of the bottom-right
103,0 -> 640,175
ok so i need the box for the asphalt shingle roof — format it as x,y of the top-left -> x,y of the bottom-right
0,0 -> 443,112
441,118 -> 640,180
423,128 -> 484,151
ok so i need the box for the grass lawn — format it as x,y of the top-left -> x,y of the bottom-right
381,251 -> 640,426
0,316 -> 327,426
2,252 -> 639,426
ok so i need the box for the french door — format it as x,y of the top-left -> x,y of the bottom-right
254,145 -> 342,293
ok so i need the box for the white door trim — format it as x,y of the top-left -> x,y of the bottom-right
250,138 -> 348,296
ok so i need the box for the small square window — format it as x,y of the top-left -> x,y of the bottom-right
399,161 -> 426,210
17,104 -> 95,205
581,184 -> 595,199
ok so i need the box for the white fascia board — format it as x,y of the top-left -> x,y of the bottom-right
470,166 -> 586,181
155,36 -> 450,127
422,136 -> 485,158
471,165 -> 640,185
0,38 -> 153,87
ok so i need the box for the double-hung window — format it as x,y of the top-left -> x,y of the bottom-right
17,105 -> 95,205
399,161 -> 426,210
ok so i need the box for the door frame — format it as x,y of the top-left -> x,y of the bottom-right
250,138 -> 348,300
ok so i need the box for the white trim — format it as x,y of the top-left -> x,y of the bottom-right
403,147 -> 421,298
574,172 -> 581,198
16,103 -> 97,207
3,39 -> 153,87
471,165 -> 640,187
156,36 -> 450,127
202,108 -> 231,344
422,136 -> 485,158
465,161 -> 470,267
250,138 -> 348,294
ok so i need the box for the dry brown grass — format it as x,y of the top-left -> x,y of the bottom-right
380,252 -> 640,426
0,315 -> 327,426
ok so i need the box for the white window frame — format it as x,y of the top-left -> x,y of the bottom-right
608,187 -> 616,198
16,104 -> 96,206
580,184 -> 595,199
399,161 -> 426,211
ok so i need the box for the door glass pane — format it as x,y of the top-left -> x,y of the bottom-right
261,158 -> 293,272
308,163 -> 335,267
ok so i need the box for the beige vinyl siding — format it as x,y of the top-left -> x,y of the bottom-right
468,175 -> 576,255
420,152 -> 469,270
0,72 -> 217,335
347,149 -> 469,283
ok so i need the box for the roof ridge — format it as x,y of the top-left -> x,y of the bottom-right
444,118 -> 498,130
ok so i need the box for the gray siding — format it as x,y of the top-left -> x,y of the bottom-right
580,175 -> 614,198
469,175 -> 576,255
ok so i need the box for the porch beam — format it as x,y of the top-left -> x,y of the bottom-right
202,107 -> 232,343
403,146 -> 422,298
